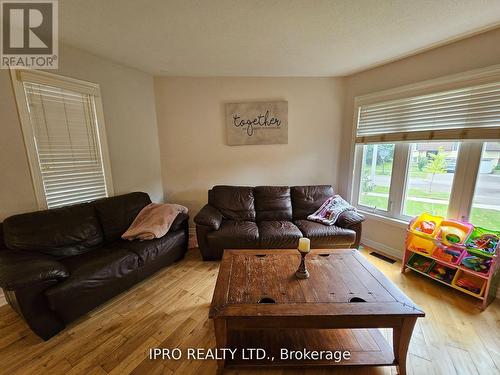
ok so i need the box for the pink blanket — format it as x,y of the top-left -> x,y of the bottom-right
122,203 -> 188,241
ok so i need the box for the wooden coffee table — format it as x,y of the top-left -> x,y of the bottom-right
209,249 -> 424,374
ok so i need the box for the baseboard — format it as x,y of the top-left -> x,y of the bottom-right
360,238 -> 403,260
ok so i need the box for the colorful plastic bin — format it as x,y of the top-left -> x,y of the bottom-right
432,244 -> 464,265
464,226 -> 500,258
409,213 -> 443,238
460,251 -> 493,275
452,270 -> 486,298
407,213 -> 444,254
407,253 -> 434,273
437,219 -> 474,246
428,262 -> 457,284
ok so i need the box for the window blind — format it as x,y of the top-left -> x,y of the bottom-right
356,81 -> 500,143
23,81 -> 108,208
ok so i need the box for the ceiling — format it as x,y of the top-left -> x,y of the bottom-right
59,0 -> 500,77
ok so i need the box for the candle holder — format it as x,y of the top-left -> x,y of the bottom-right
295,251 -> 310,279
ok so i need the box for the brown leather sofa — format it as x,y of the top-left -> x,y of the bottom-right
194,185 -> 364,260
0,192 -> 188,340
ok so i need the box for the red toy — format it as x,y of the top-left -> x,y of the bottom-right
418,220 -> 436,234
455,277 -> 481,294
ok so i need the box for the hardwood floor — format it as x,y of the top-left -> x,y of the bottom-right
0,246 -> 498,375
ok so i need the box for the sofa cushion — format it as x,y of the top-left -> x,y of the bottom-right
116,231 -> 186,265
3,203 -> 104,258
45,247 -> 140,322
291,185 -> 334,220
207,220 -> 259,249
294,220 -> 356,247
208,186 -> 255,221
94,192 -> 151,242
258,221 -> 302,248
254,186 -> 292,222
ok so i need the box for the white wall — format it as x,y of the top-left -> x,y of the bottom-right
0,44 -> 164,220
154,77 -> 345,223
340,27 -> 500,257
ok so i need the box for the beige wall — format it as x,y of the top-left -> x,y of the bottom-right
154,77 -> 345,223
0,44 -> 163,220
0,71 -> 37,219
340,27 -> 500,257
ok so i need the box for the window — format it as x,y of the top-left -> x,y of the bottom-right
358,144 -> 395,211
351,68 -> 500,229
469,142 -> 500,229
11,70 -> 113,209
403,142 -> 459,218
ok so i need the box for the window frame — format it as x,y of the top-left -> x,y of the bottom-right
10,69 -> 114,209
459,141 -> 499,224
348,64 -> 500,225
352,140 -> 490,224
400,141 -> 462,221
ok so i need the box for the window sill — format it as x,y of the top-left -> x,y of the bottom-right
358,210 -> 409,229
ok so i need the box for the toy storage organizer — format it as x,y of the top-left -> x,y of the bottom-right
402,213 -> 500,309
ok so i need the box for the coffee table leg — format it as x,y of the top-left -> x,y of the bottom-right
214,319 -> 227,374
393,317 -> 417,375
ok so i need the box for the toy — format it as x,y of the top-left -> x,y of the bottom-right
433,245 -> 462,264
410,245 -> 431,254
408,255 -> 433,273
417,220 -> 436,234
434,248 -> 453,263
445,247 -> 462,257
429,264 -> 456,284
468,234 -> 498,255
461,255 -> 492,274
441,227 -> 464,245
438,220 -> 474,246
409,213 -> 443,237
465,226 -> 500,257
455,277 -> 482,294
445,233 -> 460,244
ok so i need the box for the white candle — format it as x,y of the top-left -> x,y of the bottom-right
298,237 -> 310,253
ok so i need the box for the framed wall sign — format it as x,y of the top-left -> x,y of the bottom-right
225,101 -> 288,145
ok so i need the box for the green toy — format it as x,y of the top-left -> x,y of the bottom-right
461,254 -> 492,274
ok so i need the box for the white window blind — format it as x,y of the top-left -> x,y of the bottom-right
22,81 -> 109,208
356,81 -> 500,143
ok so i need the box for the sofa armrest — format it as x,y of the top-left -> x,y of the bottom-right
0,222 -> 8,251
336,211 -> 365,229
170,212 -> 189,232
0,250 -> 69,291
194,204 -> 223,230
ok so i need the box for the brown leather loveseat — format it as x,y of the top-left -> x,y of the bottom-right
194,185 -> 364,260
0,192 -> 189,340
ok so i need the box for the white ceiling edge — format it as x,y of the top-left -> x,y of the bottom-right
153,23 -> 500,78
337,22 -> 500,77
